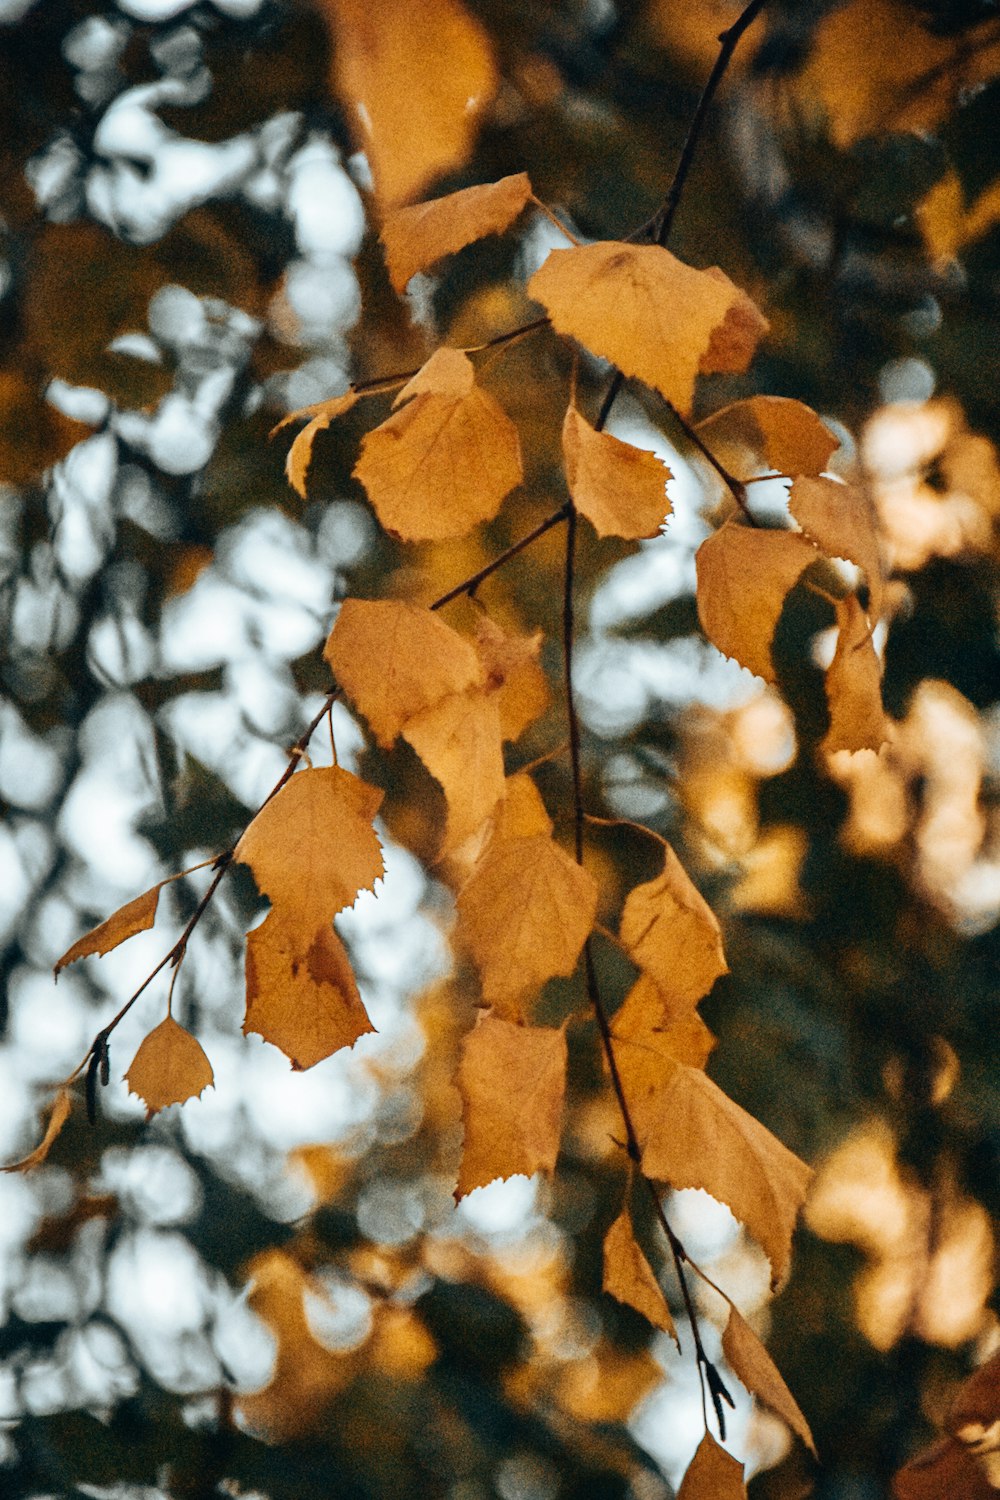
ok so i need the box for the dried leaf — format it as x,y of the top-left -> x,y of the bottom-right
326,598 -> 482,749
403,688 -> 505,850
245,913 -> 374,1069
637,1063 -> 813,1289
823,594 -> 887,754
697,396 -> 839,479
395,346 -> 475,403
613,974 -> 717,1116
125,1017 -> 214,1116
699,271 -> 770,376
563,404 -> 672,539
491,774 -> 553,841
619,846 -> 728,1011
789,475 -> 883,619
457,833 -> 598,1019
55,882 -> 164,975
474,615 -> 549,741
455,1013 -> 566,1197
529,243 -> 766,414
277,390 -> 358,499
723,1303 -> 816,1454
2,1089 -> 72,1173
323,0 -> 498,207
603,1205 -> 678,1340
696,522 -> 818,682
381,173 -> 533,292
677,1433 -> 747,1500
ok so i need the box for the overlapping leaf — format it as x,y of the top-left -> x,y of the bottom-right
562,404 -> 672,539
603,1204 -> 677,1340
723,1303 -> 816,1454
612,975 -> 717,1110
381,172 -> 533,292
275,390 -> 358,499
696,396 -> 839,479
403,688 -> 505,850
619,845 -> 728,1012
696,522 -> 819,682
474,616 -> 549,741
790,474 -> 884,619
125,1016 -> 214,1117
455,1013 -> 566,1196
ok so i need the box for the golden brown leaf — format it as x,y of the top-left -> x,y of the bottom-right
619,846 -> 728,1011
562,404 -> 672,539
789,475 -> 884,619
723,1302 -> 816,1454
474,616 -> 550,742
54,883 -> 164,975
455,1013 -> 567,1197
491,774 -> 553,841
323,0 -> 498,207
636,1063 -> 813,1289
696,396 -> 839,479
2,1089 -> 72,1174
612,975 -> 717,1116
699,271 -> 770,377
695,522 -> 818,682
403,688 -> 505,850
125,1017 -> 214,1117
603,1205 -> 677,1340
245,913 -> 374,1069
677,1433 -> 747,1500
529,243 -> 765,414
276,390 -> 358,499
381,172 -> 533,292
823,594 -> 887,755
457,833 -> 598,1018
325,599 -> 482,749
395,345 -> 475,403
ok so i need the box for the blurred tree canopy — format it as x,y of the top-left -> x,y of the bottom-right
0,1 -> 999,1498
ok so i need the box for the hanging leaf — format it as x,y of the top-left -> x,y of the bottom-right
125,1017 -> 214,1117
381,172 -> 533,292
722,1302 -> 816,1454
474,616 -> 550,742
677,1433 -> 748,1500
562,404 -> 672,539
455,1013 -> 567,1197
696,522 -> 818,682
245,914 -> 374,1070
55,882 -> 165,976
457,832 -> 598,1019
823,594 -> 887,755
603,1205 -> 678,1342
275,390 -> 358,499
403,688 -> 505,850
612,974 -> 717,1114
528,242 -> 766,414
789,474 -> 884,620
619,846 -> 728,1011
325,598 -> 482,749
491,773 -> 553,841
696,396 -> 839,479
1,1089 -> 72,1174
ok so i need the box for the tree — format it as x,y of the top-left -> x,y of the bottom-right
1,1 -> 999,1497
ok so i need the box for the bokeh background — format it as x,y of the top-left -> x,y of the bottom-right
1,0 -> 999,1496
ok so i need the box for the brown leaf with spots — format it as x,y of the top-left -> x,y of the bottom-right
381,173 -> 533,292
562,404 -> 672,539
455,1013 -> 566,1197
245,914 -> 374,1070
125,1017 -> 214,1117
474,616 -> 550,741
696,522 -> 818,682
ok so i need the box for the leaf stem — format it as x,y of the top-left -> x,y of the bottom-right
430,503 -> 571,610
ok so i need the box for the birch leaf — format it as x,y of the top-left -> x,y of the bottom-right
696,396 -> 839,479
696,523 -> 818,683
491,774 -> 553,841
245,913 -> 374,1069
603,1206 -> 678,1341
562,404 -> 672,539
789,474 -> 884,619
699,271 -> 770,376
325,598 -> 482,749
55,882 -> 164,975
474,615 -> 549,741
619,846 -> 728,1010
823,594 -> 887,754
276,390 -> 358,499
403,688 -> 505,850
455,1013 -> 566,1197
677,1433 -> 747,1500
723,1303 -> 816,1454
125,1017 -> 214,1117
612,974 -> 717,1115
394,346 -> 474,404
381,172 -> 533,292
2,1089 -> 72,1173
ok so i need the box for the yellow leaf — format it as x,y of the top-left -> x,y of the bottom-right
353,358 -> 522,540
562,404 -> 672,539
457,833 -> 598,1019
636,1063 -> 812,1289
455,1013 -> 566,1197
603,1205 -> 677,1341
54,882 -> 164,975
323,0 -> 498,207
789,475 -> 884,620
528,242 -> 766,414
722,1302 -> 816,1454
696,522 -> 818,682
619,846 -> 728,1011
474,615 -> 550,741
326,598 -> 483,750
381,172 -> 533,292
491,773 -> 553,841
677,1433 -> 747,1500
612,975 -> 717,1115
125,1017 -> 214,1116
403,688 -> 505,850
276,390 -> 358,499
245,913 -> 374,1069
2,1089 -> 72,1173
696,396 -> 839,479
822,594 -> 887,755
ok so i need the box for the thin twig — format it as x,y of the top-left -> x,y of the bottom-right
666,400 -> 753,518
430,503 -> 571,610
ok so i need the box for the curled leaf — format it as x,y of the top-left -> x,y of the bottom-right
55,883 -> 164,976
381,172 -> 533,292
455,1013 -> 566,1197
696,522 -> 818,682
276,390 -> 358,499
2,1089 -> 72,1173
603,1205 -> 678,1341
125,1017 -> 214,1117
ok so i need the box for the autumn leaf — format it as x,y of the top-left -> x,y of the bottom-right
353,350 -> 522,539
275,390 -> 358,500
1,1089 -> 72,1174
381,172 -> 533,292
562,404 -> 672,539
455,1013 -> 566,1197
125,1017 -> 214,1117
603,1204 -> 678,1341
326,598 -> 482,750
823,594 -> 887,755
789,474 -> 884,620
612,974 -> 717,1116
636,1063 -> 812,1289
677,1433 -> 747,1500
54,882 -> 165,976
323,0 -> 498,207
456,832 -> 598,1019
696,396 -> 839,479
491,773 -> 553,841
245,913 -> 374,1069
618,845 -> 728,1012
474,616 -> 549,742
528,242 -> 766,414
696,522 -> 819,683
722,1302 -> 816,1454
403,688 -> 505,850
699,270 -> 770,377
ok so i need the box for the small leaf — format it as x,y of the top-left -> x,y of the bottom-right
125,1017 -> 214,1117
696,522 -> 818,683
381,173 -> 533,292
789,474 -> 884,619
619,846 -> 728,1011
722,1303 -> 816,1454
403,688 -> 505,850
474,616 -> 549,742
823,594 -> 887,754
55,883 -> 164,975
245,913 -> 374,1070
677,1433 -> 747,1500
696,396 -> 839,479
603,1205 -> 678,1341
563,404 -> 672,539
394,346 -> 475,403
276,390 -> 358,499
2,1089 -> 72,1173
455,1013 -> 566,1197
